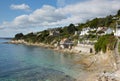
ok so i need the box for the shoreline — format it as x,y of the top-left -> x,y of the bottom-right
9,39 -> 120,81
9,39 -> 80,55
9,39 -> 89,80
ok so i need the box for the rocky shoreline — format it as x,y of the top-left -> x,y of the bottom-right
9,39 -> 80,55
9,39 -> 120,81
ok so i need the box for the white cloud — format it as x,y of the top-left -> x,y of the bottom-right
29,5 -> 66,23
1,5 -> 67,28
10,4 -> 30,11
55,0 -> 120,24
0,0 -> 120,37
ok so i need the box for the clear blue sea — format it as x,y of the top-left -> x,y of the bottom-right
0,39 -> 84,81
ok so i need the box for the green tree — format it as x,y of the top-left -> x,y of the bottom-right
117,9 -> 120,16
89,18 -> 99,27
15,33 -> 24,40
67,23 -> 78,34
105,15 -> 113,26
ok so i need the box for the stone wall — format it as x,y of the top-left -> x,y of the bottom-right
73,44 -> 95,54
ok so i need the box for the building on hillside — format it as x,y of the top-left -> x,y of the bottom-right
79,27 -> 90,36
49,29 -> 60,36
97,27 -> 107,35
74,31 -> 80,35
89,28 -> 96,31
114,20 -> 120,37
97,27 -> 107,32
105,28 -> 114,35
60,38 -> 73,49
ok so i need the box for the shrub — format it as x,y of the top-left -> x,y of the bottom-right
94,35 -> 117,53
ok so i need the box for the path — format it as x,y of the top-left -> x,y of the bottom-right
114,37 -> 120,70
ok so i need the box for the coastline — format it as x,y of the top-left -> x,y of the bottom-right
9,39 -> 80,55
9,39 -> 120,81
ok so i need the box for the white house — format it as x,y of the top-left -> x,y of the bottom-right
114,20 -> 120,37
105,28 -> 114,35
90,28 -> 96,31
80,27 -> 90,36
96,27 -> 107,35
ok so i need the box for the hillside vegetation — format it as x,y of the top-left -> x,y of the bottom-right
94,35 -> 117,53
13,10 -> 120,53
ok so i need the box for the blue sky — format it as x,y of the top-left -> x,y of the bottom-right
0,0 -> 84,23
0,0 -> 120,37
0,0 -> 56,22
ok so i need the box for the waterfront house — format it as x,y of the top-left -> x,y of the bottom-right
60,38 -> 73,49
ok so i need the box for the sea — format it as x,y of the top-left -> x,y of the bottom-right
0,39 -> 85,81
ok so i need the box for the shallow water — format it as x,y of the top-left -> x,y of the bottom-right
0,39 -> 84,81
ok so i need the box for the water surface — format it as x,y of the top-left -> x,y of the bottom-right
0,39 -> 83,81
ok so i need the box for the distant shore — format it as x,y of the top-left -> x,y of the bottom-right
9,39 -> 81,55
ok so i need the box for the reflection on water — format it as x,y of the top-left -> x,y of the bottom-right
0,39 -> 82,81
